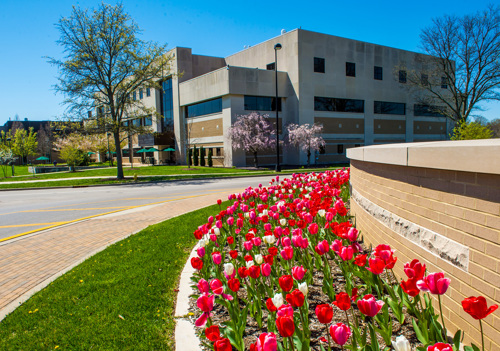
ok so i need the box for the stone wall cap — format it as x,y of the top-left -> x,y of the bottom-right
346,139 -> 500,174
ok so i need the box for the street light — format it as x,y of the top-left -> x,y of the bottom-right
106,131 -> 112,167
274,43 -> 282,172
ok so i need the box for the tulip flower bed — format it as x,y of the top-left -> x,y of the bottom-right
189,170 -> 497,351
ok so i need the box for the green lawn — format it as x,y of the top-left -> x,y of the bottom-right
0,202 -> 224,350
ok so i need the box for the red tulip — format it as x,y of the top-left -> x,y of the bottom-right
229,249 -> 238,259
276,316 -> 295,337
238,267 -> 248,278
426,343 -> 453,351
401,278 -> 420,297
285,289 -> 305,308
268,246 -> 278,256
357,294 -> 384,317
214,338 -> 232,351
279,275 -> 294,292
205,325 -> 221,341
354,254 -> 367,267
332,292 -> 351,311
417,272 -> 450,295
404,259 -> 426,280
227,236 -> 234,245
249,265 -> 261,279
308,223 -> 319,235
339,245 -> 354,261
228,278 -> 240,292
366,257 -> 386,275
315,303 -> 334,324
197,279 -> 209,294
280,246 -> 294,260
266,298 -> 277,312
462,296 -> 498,320
329,323 -> 351,346
191,257 -> 203,270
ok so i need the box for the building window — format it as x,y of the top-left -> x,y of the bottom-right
414,104 -> 446,117
374,66 -> 383,80
319,145 -> 326,154
123,121 -> 129,127
146,87 -> 151,97
337,144 -> 344,154
266,62 -> 275,71
399,70 -> 407,83
133,118 -> 142,127
133,91 -> 137,100
244,96 -> 282,111
139,89 -> 144,99
374,101 -> 406,115
216,148 -> 221,156
441,77 -> 448,89
144,117 -> 152,126
421,74 -> 428,85
161,79 -> 174,129
314,57 -> 325,73
88,111 -> 92,118
314,97 -> 364,113
186,98 -> 222,118
346,62 -> 355,77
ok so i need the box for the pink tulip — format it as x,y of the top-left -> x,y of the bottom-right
329,323 -> 351,346
212,252 -> 222,265
207,216 -> 214,224
315,240 -> 330,255
215,220 -> 222,228
227,217 -> 234,226
347,227 -> 358,242
252,237 -> 262,246
281,236 -> 291,247
325,211 -> 334,222
303,213 -> 313,223
331,239 -> 343,253
197,279 -> 209,294
196,293 -> 214,313
261,263 -> 272,277
308,223 -> 319,235
244,241 -> 254,251
292,266 -> 306,280
277,304 -> 294,317
357,294 -> 385,317
264,223 -> 272,231
417,272 -> 451,295
339,245 -> 354,261
197,247 -> 205,258
255,332 -> 278,351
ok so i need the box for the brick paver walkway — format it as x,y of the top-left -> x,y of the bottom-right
0,191 -> 226,321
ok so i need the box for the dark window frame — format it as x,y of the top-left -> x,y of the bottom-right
399,70 -> 407,83
314,57 -> 325,73
266,62 -> 275,71
146,87 -> 151,97
374,101 -> 406,115
186,98 -> 223,118
346,62 -> 355,77
374,66 -> 383,80
414,104 -> 446,117
314,96 -> 364,113
337,144 -> 344,154
244,95 -> 282,112
139,89 -> 144,99
441,77 -> 448,89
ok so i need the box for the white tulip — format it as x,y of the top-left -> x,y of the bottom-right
317,209 -> 326,217
224,263 -> 234,276
244,212 -> 250,218
254,254 -> 263,265
280,218 -> 287,226
392,335 -> 411,351
212,227 -> 220,236
246,260 -> 254,268
298,282 -> 308,296
262,209 -> 268,216
199,236 -> 210,247
273,196 -> 277,201
263,235 -> 276,245
272,293 -> 284,308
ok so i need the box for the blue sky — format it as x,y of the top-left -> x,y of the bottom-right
0,0 -> 498,126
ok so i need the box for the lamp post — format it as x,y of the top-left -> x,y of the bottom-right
274,43 -> 282,172
106,130 -> 112,167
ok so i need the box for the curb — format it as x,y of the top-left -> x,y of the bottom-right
0,173 -> 289,192
174,243 -> 203,351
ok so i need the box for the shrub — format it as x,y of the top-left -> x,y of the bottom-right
193,145 -> 199,166
208,149 -> 213,167
200,146 -> 206,166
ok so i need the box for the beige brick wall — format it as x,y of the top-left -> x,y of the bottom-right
350,160 -> 500,350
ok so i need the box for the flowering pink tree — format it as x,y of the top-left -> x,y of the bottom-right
228,112 -> 276,168
287,123 -> 325,167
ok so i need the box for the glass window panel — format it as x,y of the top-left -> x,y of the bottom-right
346,62 -> 355,77
374,66 -> 383,80
314,57 -> 325,73
374,101 -> 406,115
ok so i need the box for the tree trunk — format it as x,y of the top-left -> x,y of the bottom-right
307,149 -> 311,168
253,151 -> 258,168
114,132 -> 124,179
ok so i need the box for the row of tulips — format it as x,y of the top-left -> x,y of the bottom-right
189,170 -> 497,351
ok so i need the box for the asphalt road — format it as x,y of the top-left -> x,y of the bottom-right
0,175 -> 279,241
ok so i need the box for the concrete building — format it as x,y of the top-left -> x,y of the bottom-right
122,29 -> 451,167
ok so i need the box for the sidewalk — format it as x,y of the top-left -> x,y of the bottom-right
0,190 -> 226,321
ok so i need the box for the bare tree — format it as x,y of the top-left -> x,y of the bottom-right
48,3 -> 172,179
406,6 -> 500,123
37,123 -> 53,158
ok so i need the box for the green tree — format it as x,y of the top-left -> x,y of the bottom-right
48,3 -> 171,179
0,149 -> 17,178
193,145 -> 199,166
487,118 -> 500,138
12,127 -> 38,165
199,146 -> 205,166
208,148 -> 213,167
450,121 -> 493,140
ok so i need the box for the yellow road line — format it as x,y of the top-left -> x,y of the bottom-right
0,222 -> 65,228
21,207 -> 131,212
0,190 -> 231,243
